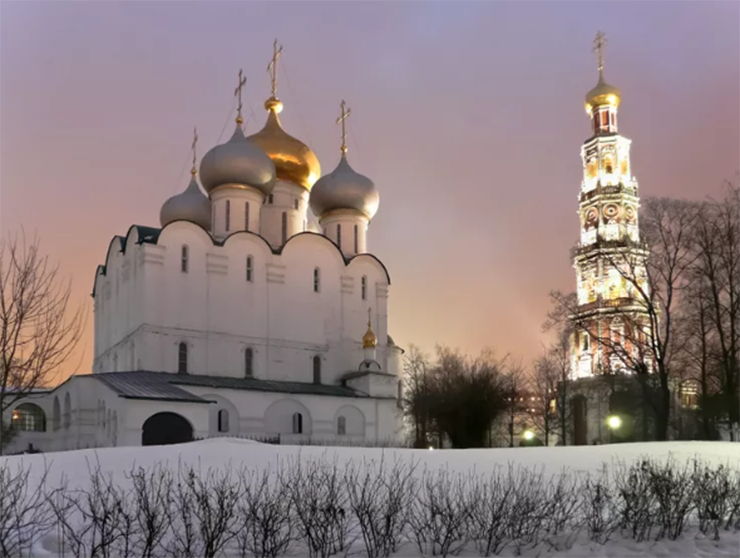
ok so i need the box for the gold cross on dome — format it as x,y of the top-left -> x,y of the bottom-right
267,39 -> 283,98
593,31 -> 607,76
336,100 -> 351,153
367,307 -> 372,327
234,69 -> 247,124
190,127 -> 198,176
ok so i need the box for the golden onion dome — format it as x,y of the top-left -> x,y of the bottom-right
362,319 -> 377,349
585,74 -> 621,114
247,97 -> 321,191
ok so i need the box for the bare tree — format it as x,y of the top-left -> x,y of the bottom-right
401,345 -> 433,448
0,232 -> 85,451
528,354 -> 559,446
502,360 -> 525,447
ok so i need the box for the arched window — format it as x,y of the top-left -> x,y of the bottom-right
11,403 -> 46,432
245,347 -> 254,377
218,409 -> 229,432
178,342 -> 188,374
313,355 -> 321,384
225,200 -> 231,232
337,416 -> 346,436
336,224 -> 342,247
246,256 -> 254,282
313,267 -> 321,293
281,212 -> 287,244
268,194 -> 274,204
63,393 -> 71,429
582,333 -> 590,352
354,224 -> 359,253
294,199 -> 299,210
53,397 -> 60,431
361,276 -> 367,300
292,412 -> 303,434
181,245 -> 189,273
245,202 -> 250,231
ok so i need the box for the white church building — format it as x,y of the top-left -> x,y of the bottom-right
4,59 -> 404,453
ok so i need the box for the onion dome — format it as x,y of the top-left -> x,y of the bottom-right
362,315 -> 377,349
160,175 -> 212,230
309,153 -> 379,220
247,97 -> 321,190
199,125 -> 276,197
585,74 -> 621,113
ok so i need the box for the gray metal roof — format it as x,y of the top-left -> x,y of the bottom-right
93,371 -> 366,402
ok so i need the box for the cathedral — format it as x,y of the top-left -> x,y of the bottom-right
5,43 -> 404,453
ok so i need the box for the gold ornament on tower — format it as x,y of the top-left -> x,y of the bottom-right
247,39 -> 321,190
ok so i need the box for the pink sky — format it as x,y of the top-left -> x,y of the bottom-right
1,1 -> 738,382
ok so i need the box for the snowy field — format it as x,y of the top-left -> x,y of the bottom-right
1,439 -> 739,557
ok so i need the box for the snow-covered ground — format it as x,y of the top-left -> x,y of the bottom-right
2,439 -> 739,557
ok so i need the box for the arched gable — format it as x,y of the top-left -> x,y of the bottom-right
347,254 -> 391,285
263,398 -> 312,436
334,404 -> 365,436
201,392 -> 240,436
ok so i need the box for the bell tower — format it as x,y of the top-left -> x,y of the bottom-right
571,32 -> 650,379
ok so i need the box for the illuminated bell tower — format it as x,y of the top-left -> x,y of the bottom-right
571,32 -> 649,379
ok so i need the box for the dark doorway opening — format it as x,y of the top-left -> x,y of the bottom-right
142,412 -> 193,446
572,395 -> 588,445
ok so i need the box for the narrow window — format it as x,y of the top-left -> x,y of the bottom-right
225,200 -> 231,232
218,409 -> 229,432
246,256 -> 253,282
582,333 -> 590,352
354,224 -> 359,253
281,212 -> 287,244
178,342 -> 188,374
361,276 -> 367,300
245,202 -> 250,231
268,194 -> 274,204
313,267 -> 320,293
292,412 -> 303,434
336,224 -> 342,248
313,355 -> 321,384
181,245 -> 189,273
245,347 -> 253,377
294,199 -> 299,210
337,416 -> 346,436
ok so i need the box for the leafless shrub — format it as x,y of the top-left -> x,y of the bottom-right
0,461 -> 58,557
288,458 -> 351,558
582,467 -> 620,545
506,465 -> 548,555
408,468 -> 475,557
693,461 -> 733,540
646,458 -> 695,540
126,464 -> 173,558
344,456 -> 417,558
165,462 -> 243,557
612,458 -> 656,542
726,468 -> 740,531
49,461 -> 132,558
541,469 -> 582,551
467,467 -> 514,556
234,465 -> 293,558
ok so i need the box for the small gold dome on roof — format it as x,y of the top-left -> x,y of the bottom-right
247,97 -> 321,191
585,75 -> 621,113
362,309 -> 377,349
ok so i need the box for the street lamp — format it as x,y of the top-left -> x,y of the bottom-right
523,430 -> 535,441
607,415 -> 622,430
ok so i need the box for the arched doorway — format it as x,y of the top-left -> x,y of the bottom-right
572,395 -> 588,446
141,412 -> 193,446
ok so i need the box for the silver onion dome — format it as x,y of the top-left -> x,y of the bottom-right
199,125 -> 276,196
160,176 -> 212,230
309,154 -> 379,220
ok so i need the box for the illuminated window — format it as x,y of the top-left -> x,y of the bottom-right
11,403 -> 46,432
246,256 -> 253,282
245,202 -> 250,231
225,200 -> 231,232
218,409 -> 229,432
181,245 -> 189,273
245,347 -> 253,377
281,212 -> 287,244
178,342 -> 188,374
337,416 -> 346,435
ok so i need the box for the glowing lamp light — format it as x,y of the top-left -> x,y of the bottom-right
523,430 -> 535,441
11,410 -> 19,421
428,446 -> 434,451
607,415 -> 622,430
